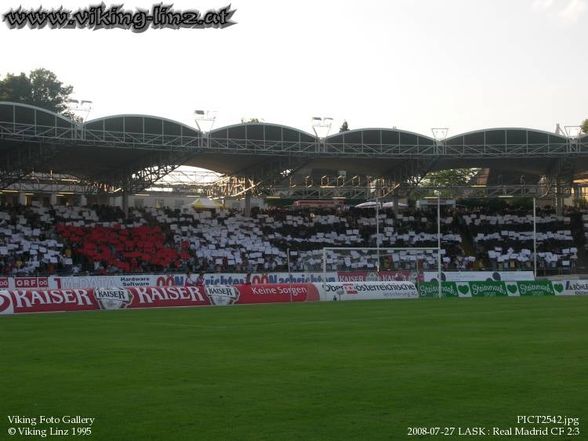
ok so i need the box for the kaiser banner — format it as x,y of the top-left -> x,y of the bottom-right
0,286 -> 210,315
0,284 -> 320,315
127,286 -> 209,308
0,289 -> 97,315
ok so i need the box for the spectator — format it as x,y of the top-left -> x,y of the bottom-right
185,270 -> 198,286
196,271 -> 206,286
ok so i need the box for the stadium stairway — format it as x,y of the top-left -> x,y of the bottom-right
569,211 -> 588,273
455,216 -> 479,266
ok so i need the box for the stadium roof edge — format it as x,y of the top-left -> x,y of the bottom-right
0,101 -> 579,142
209,121 -> 316,138
84,114 -> 202,134
325,127 -> 436,141
0,101 -> 76,125
445,127 -> 570,142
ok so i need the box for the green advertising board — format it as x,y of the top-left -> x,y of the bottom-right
468,281 -> 509,297
419,280 -> 560,298
509,280 -> 555,296
418,282 -> 459,298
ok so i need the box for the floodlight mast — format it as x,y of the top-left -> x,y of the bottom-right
67,98 -> 93,122
194,110 -> 217,133
564,125 -> 582,139
431,128 -> 449,144
312,116 -> 333,152
194,110 -> 217,150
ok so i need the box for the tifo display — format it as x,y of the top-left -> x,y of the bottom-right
0,204 -> 582,278
1,202 -> 586,319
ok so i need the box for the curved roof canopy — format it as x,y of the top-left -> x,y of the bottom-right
209,122 -> 316,143
326,128 -> 436,146
84,114 -> 200,143
445,128 -> 568,146
1,102 -> 584,182
0,101 -> 75,128
0,102 -> 576,147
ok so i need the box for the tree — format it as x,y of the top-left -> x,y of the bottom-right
241,117 -> 262,123
582,118 -> 588,134
0,73 -> 32,103
412,168 -> 481,199
0,68 -> 74,116
339,120 -> 349,132
419,168 -> 480,187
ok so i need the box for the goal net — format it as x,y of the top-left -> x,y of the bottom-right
320,247 -> 441,285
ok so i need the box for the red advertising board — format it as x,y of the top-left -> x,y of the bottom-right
82,286 -> 210,311
233,284 -> 320,304
0,289 -> 98,314
0,283 -> 320,315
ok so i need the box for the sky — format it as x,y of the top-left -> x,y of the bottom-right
1,0 -> 587,138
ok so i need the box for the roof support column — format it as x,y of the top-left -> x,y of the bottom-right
392,194 -> 399,217
244,190 -> 252,217
121,175 -> 131,218
555,180 -> 564,217
122,189 -> 129,218
573,183 -> 582,207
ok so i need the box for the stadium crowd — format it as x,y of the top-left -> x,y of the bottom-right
0,202 -> 584,277
462,207 -> 579,272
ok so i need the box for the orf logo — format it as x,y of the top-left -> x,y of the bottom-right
205,286 -> 239,305
94,288 -> 133,310
0,291 -> 14,315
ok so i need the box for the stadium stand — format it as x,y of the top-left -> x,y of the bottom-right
0,203 -> 585,276
0,204 -> 66,276
461,207 -> 579,272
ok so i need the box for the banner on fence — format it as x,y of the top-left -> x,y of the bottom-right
336,271 -> 415,282
418,280 -> 563,297
0,283 -> 323,315
423,271 -> 534,282
315,282 -> 419,301
418,282 -> 459,298
0,289 -> 97,315
233,284 -> 320,304
45,271 -> 535,290
552,280 -> 588,296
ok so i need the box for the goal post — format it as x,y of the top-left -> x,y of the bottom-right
321,246 -> 443,296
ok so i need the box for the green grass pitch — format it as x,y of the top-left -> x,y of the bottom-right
1,297 -> 587,440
